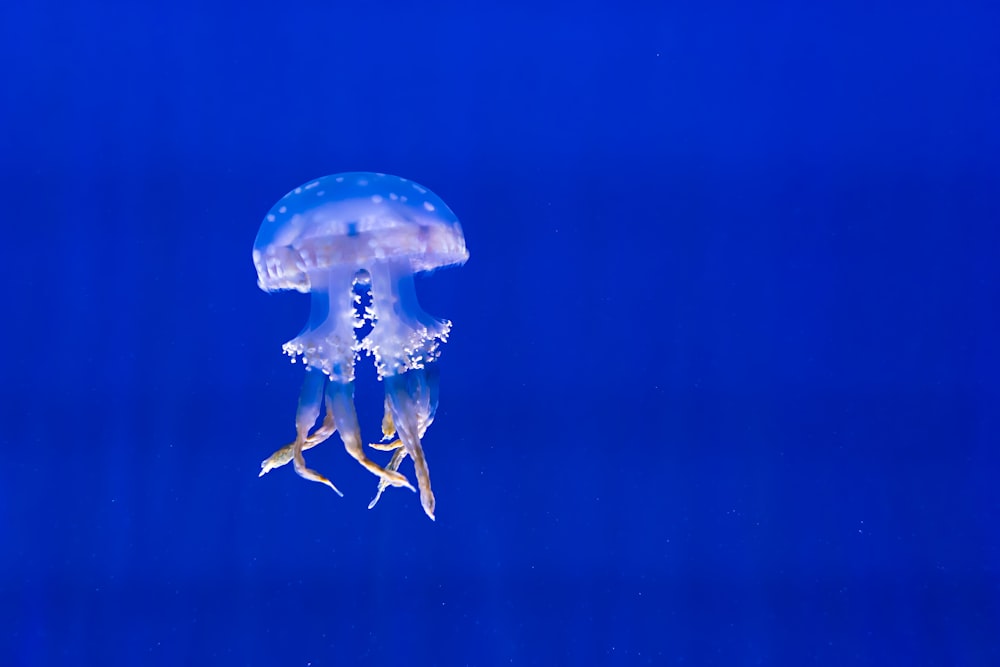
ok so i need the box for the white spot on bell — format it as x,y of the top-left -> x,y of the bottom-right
423,201 -> 435,211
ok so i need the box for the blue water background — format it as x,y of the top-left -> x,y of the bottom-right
1,1 -> 998,665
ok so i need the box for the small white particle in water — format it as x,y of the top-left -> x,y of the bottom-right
371,195 -> 383,203
278,206 -> 287,214
423,201 -> 435,211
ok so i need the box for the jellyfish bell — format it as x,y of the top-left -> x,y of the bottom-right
253,172 -> 468,520
253,172 -> 468,293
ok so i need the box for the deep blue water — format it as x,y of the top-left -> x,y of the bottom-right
1,1 -> 998,665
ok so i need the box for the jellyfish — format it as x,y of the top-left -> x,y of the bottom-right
252,172 -> 469,520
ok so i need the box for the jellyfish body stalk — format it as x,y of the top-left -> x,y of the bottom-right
362,259 -> 447,520
258,264 -> 415,495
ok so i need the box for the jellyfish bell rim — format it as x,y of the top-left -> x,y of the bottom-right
253,172 -> 469,294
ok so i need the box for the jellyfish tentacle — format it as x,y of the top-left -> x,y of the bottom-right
368,367 -> 439,511
284,368 -> 343,495
385,371 -> 436,520
307,400 -> 338,448
368,439 -> 403,452
325,380 -> 415,492
291,440 -> 342,496
258,398 -> 336,476
380,395 -> 396,441
368,447 -> 409,510
368,394 -> 407,509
